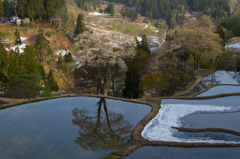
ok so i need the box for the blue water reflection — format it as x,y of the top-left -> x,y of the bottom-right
0,97 -> 150,159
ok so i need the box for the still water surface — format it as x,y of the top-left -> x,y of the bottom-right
125,146 -> 240,159
194,71 -> 240,92
0,97 -> 151,159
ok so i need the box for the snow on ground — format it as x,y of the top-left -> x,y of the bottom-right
88,12 -> 108,16
142,103 -> 240,143
225,42 -> 240,50
55,49 -> 69,56
20,37 -> 28,42
10,44 -> 27,53
137,37 -> 142,42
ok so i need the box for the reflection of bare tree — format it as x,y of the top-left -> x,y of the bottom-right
194,72 -> 219,92
194,71 -> 240,92
72,98 -> 133,151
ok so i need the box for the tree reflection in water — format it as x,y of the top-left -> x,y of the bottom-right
194,71 -> 240,92
72,97 -> 133,151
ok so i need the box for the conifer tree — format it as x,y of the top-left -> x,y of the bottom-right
46,0 -> 56,20
14,29 -> 22,45
64,52 -> 73,63
135,37 -> 141,49
8,50 -> 20,76
109,4 -> 115,16
17,0 -> 28,19
34,0 -> 44,20
22,45 -> 39,74
46,69 -> 59,91
123,49 -> 149,99
141,34 -> 150,53
0,1 -> 4,23
27,0 -> 36,21
3,0 -> 15,18
74,14 -> 86,37
0,37 -> 8,81
35,29 -> 53,62
5,67 -> 40,98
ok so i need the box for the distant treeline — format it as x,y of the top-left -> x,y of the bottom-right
3,0 -> 67,21
102,0 -> 230,21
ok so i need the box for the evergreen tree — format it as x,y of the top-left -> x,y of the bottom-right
141,34 -> 150,53
5,67 -> 40,98
64,52 -> 73,63
123,49 -> 149,99
22,45 -> 39,74
74,14 -> 86,37
3,0 -> 15,18
39,65 -> 45,79
46,0 -> 56,20
46,69 -> 59,91
0,1 -> 4,23
34,0 -> 45,20
27,0 -> 36,21
109,4 -> 114,16
216,24 -> 225,46
7,50 -> 20,76
14,29 -> 22,45
135,37 -> 141,49
35,29 -> 53,62
17,0 -> 28,19
0,37 -> 8,80
122,69 -> 141,99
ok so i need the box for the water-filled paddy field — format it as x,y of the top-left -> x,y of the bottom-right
193,71 -> 239,92
0,97 -> 150,159
125,146 -> 240,159
126,71 -> 240,158
1,71 -> 239,159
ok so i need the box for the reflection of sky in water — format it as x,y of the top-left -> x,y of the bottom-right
162,95 -> 240,106
124,146 -> 240,159
182,111 -> 240,132
0,97 -> 150,159
194,71 -> 240,92
175,131 -> 240,142
196,85 -> 240,97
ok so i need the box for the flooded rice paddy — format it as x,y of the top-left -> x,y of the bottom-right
0,97 -> 150,159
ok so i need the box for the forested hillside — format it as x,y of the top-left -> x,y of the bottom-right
103,0 -> 230,22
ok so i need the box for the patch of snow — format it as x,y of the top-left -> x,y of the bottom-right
142,103 -> 240,143
20,37 -> 28,42
137,37 -> 142,42
10,44 -> 27,53
88,12 -> 108,16
55,49 -> 69,56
